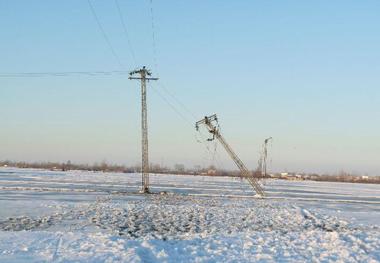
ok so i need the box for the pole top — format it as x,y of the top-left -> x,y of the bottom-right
129,66 -> 158,80
129,66 -> 152,76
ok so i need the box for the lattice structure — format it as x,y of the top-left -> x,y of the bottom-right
196,114 -> 265,197
129,67 -> 158,193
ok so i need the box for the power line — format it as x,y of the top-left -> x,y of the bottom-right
0,71 -> 130,77
149,0 -> 159,74
155,80 -> 225,164
150,83 -> 193,128
87,0 -> 125,70
152,82 -> 226,168
156,81 -> 198,121
150,83 -> 221,166
114,0 -> 138,66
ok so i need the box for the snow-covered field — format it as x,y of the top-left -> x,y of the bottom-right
0,168 -> 379,262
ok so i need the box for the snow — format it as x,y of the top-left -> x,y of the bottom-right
0,167 -> 379,262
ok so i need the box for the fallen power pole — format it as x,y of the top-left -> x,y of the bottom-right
129,67 -> 158,193
196,114 -> 265,197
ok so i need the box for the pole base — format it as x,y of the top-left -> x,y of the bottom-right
139,187 -> 150,194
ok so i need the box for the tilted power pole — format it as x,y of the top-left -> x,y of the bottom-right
129,67 -> 158,193
196,114 -> 265,197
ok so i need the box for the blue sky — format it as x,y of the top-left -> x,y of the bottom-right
0,1 -> 379,175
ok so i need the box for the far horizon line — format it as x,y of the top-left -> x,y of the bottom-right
0,159 -> 378,177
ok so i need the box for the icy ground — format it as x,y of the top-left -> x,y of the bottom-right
0,168 -> 379,262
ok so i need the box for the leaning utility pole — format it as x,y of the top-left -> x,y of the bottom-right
196,114 -> 265,197
129,67 -> 158,193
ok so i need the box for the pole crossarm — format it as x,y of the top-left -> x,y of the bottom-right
196,114 -> 265,197
129,77 -> 159,81
129,66 -> 158,193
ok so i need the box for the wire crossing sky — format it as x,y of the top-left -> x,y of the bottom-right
0,1 -> 379,175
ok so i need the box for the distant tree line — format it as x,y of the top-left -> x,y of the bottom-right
0,160 -> 233,176
0,160 -> 379,184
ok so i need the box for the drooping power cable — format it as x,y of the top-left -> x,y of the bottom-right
114,0 -> 138,67
87,0 -> 126,70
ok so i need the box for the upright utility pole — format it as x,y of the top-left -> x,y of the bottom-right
129,67 -> 158,193
262,137 -> 272,178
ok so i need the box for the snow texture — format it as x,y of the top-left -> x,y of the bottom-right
0,168 -> 379,262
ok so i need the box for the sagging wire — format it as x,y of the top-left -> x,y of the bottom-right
114,0 -> 138,67
150,82 -> 224,169
156,81 -> 198,121
148,0 -> 159,74
87,0 -> 126,70
144,1 -> 215,162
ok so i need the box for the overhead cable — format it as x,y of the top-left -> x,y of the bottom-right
114,0 -> 138,66
149,0 -> 159,74
87,0 -> 126,70
0,71 -> 130,77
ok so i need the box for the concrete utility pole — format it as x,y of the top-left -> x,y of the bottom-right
129,67 -> 158,193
